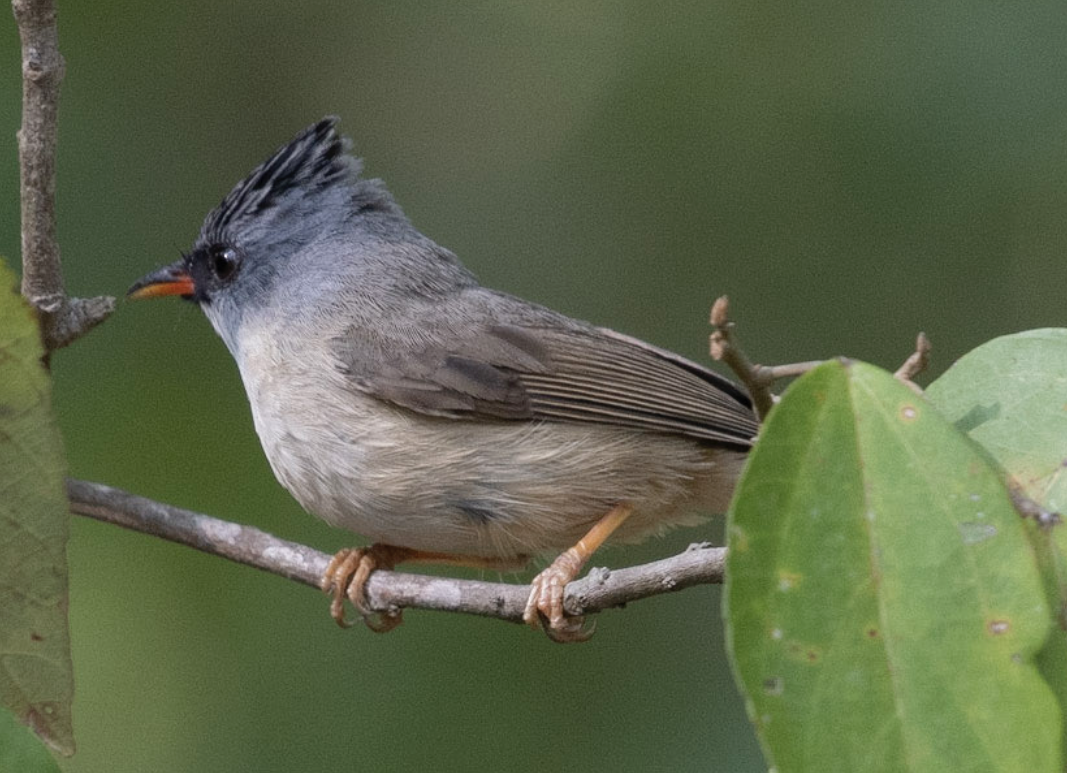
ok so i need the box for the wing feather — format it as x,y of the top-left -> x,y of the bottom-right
333,318 -> 757,447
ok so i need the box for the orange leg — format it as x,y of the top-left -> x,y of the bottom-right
523,503 -> 634,643
321,544 -> 527,632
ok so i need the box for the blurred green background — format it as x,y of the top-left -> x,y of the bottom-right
3,2 -> 1066,771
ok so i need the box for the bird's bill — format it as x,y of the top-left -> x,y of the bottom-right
127,261 -> 195,300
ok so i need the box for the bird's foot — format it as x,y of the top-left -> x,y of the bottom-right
522,503 -> 633,642
523,548 -> 595,643
321,544 -> 409,633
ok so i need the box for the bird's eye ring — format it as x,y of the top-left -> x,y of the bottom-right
212,247 -> 240,282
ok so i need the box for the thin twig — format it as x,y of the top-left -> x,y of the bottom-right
893,332 -> 931,392
13,0 -> 113,352
709,296 -> 821,420
66,479 -> 726,628
709,296 -> 775,419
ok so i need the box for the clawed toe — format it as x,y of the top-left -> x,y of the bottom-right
322,548 -> 361,628
523,550 -> 594,643
321,545 -> 404,632
521,503 -> 634,642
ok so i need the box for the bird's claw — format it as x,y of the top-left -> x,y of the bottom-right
321,546 -> 404,633
523,550 -> 595,643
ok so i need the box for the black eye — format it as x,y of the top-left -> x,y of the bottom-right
211,247 -> 240,282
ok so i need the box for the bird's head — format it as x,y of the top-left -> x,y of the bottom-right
127,117 -> 402,346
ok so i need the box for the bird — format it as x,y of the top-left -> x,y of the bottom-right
128,117 -> 759,641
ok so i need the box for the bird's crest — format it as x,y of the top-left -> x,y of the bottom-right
197,117 -> 393,248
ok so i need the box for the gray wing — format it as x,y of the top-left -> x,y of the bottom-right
332,315 -> 758,449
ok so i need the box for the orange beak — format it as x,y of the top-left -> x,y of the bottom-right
127,261 -> 195,300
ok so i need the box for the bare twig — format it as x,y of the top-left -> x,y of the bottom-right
66,479 -> 726,629
709,296 -> 821,420
709,296 -> 774,419
13,0 -> 113,352
893,332 -> 931,391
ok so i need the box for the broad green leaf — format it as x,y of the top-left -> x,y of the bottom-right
926,329 -> 1067,513
725,360 -> 1058,772
927,328 -> 1067,746
0,259 -> 74,756
0,706 -> 62,773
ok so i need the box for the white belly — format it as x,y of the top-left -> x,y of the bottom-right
235,323 -> 744,559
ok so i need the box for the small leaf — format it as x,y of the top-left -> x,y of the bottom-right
927,328 -> 1067,748
0,258 -> 74,755
725,360 -> 1059,772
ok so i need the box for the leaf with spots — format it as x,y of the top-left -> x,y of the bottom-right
725,360 -> 1058,772
927,328 -> 1067,750
0,258 -> 74,756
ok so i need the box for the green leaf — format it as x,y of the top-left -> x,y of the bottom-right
725,359 -> 1059,772
927,328 -> 1067,749
0,706 -> 62,773
0,259 -> 74,756
925,329 -> 1067,513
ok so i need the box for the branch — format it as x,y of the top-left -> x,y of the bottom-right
66,479 -> 726,627
711,297 -> 932,405
709,296 -> 821,420
13,0 -> 113,352
893,332 -> 931,392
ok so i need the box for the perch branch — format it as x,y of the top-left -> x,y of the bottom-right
13,0 -> 113,351
66,479 -> 726,627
